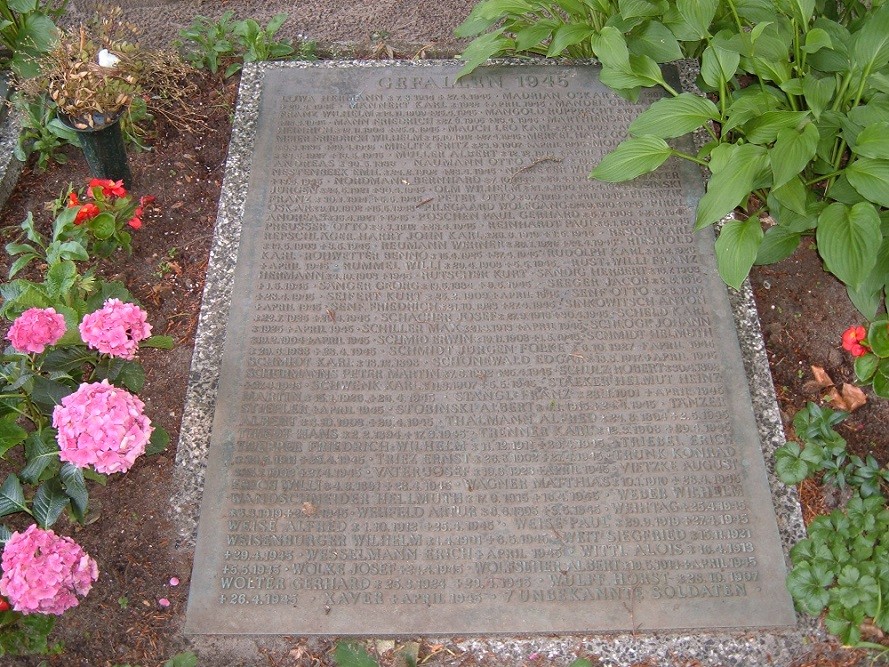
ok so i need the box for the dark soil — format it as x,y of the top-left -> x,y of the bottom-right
0,65 -> 886,667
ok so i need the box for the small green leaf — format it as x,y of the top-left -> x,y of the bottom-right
743,111 -> 812,145
164,651 -> 198,667
715,215 -> 764,290
770,122 -> 819,188
32,478 -> 69,528
30,375 -> 73,411
846,158 -> 889,208
590,136 -> 673,182
749,57 -> 792,86
20,431 -> 59,484
7,254 -> 36,280
628,93 -> 719,139
87,212 -> 116,240
787,561 -> 833,615
676,0 -> 717,40
816,202 -> 881,290
146,426 -> 171,456
851,3 -> 889,72
599,54 -> 668,91
628,20 -> 683,63
770,177 -> 810,215
568,660 -> 594,667
514,23 -> 556,51
851,122 -> 889,159
546,23 -> 595,57
0,416 -> 28,457
51,205 -> 78,242
802,28 -> 832,54
590,26 -> 630,69
868,319 -> 889,357
333,641 -> 379,667
695,144 -> 768,229
46,260 -> 78,299
56,241 -> 90,262
802,75 -> 836,120
0,474 -> 29,518
701,44 -> 740,89
455,29 -> 512,80
756,226 -> 801,265
618,0 -> 662,20
775,443 -> 811,484
873,359 -> 889,398
59,463 -> 88,522
142,335 -> 176,350
853,352 -> 877,386
723,91 -> 783,134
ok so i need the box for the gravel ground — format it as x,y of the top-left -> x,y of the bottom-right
71,0 -> 477,53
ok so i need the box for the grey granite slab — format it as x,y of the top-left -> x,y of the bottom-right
179,61 -> 800,638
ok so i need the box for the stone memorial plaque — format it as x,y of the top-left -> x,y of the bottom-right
185,63 -> 796,635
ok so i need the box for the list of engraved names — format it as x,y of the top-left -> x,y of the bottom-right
186,65 -> 795,634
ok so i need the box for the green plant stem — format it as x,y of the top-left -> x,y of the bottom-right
831,71 -> 853,112
662,81 -> 679,97
805,170 -> 844,186
671,149 -> 708,166
725,0 -> 744,32
704,123 -> 719,143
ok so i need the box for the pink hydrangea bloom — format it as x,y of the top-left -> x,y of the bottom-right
7,307 -> 67,354
78,298 -> 152,360
53,380 -> 153,474
0,524 -> 98,615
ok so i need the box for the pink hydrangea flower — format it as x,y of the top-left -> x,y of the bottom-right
7,307 -> 67,354
79,299 -> 152,360
53,380 -> 153,474
0,524 -> 98,615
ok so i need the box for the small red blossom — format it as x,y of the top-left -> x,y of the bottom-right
0,596 -> 10,612
67,192 -> 81,208
88,178 -> 127,198
127,215 -> 142,230
841,325 -> 869,357
74,202 -> 100,225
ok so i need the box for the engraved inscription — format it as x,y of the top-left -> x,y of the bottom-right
186,64 -> 796,634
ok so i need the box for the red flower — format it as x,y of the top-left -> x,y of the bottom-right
127,215 -> 142,230
74,203 -> 100,225
88,178 -> 127,198
841,325 -> 869,357
139,195 -> 155,208
67,192 -> 81,208
0,596 -> 9,612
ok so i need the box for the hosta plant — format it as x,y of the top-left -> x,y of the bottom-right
458,0 -> 889,317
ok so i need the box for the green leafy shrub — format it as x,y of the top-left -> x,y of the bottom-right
11,94 -> 78,171
176,11 -> 316,78
0,609 -> 62,657
787,493 -> 889,646
773,401 -> 889,647
457,0 -> 889,316
0,0 -> 64,78
775,401 -> 888,493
